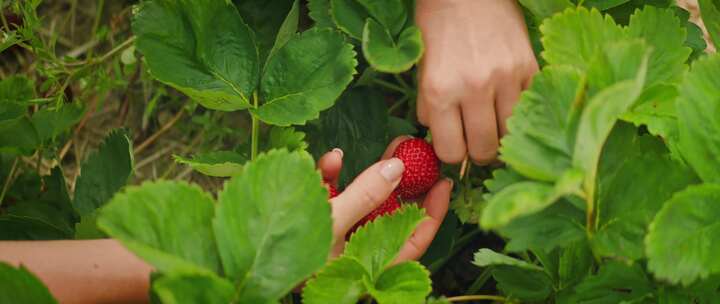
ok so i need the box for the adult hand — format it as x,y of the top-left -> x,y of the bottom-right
317,136 -> 453,261
416,0 -> 539,164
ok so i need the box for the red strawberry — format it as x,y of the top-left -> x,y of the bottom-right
326,183 -> 339,199
393,138 -> 440,199
347,191 -> 401,237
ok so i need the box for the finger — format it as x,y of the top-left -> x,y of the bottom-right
429,106 -> 466,164
330,158 -> 405,236
317,148 -> 344,186
463,90 -> 499,165
495,83 -> 522,137
381,136 -> 413,160
394,178 -> 453,263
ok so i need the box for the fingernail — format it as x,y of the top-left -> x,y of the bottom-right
380,158 -> 405,182
445,177 -> 454,188
332,148 -> 344,158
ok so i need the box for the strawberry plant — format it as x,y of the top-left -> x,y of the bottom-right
2,0 -> 720,303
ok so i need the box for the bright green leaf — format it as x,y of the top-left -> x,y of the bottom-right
345,205 -> 426,278
266,126 -> 308,151
173,151 -> 245,177
253,28 -> 357,126
0,263 -> 57,304
699,0 -> 720,50
473,249 -> 543,271
153,272 -> 235,304
646,184 -> 720,285
499,200 -> 586,253
302,256 -> 368,304
593,123 -> 697,260
541,7 -> 626,69
676,53 -> 720,183
621,84 -> 681,157
362,20 -> 423,73
213,149 -> 332,302
518,0 -> 573,21
98,181 -> 221,274
132,0 -> 258,111
74,130 -> 134,216
367,261 -> 431,304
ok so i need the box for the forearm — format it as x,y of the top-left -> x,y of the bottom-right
0,239 -> 152,304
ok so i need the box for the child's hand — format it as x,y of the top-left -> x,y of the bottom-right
416,0 -> 539,164
318,136 -> 453,261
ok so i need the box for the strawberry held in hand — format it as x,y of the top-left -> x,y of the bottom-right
348,191 -> 401,235
393,138 -> 440,199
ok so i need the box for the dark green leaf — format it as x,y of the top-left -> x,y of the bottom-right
213,149 -> 332,303
302,256 -> 368,304
0,263 -> 57,304
253,28 -> 357,126
582,0 -> 630,10
473,249 -> 543,271
356,0 -> 407,36
362,20 -> 423,73
0,117 -> 39,155
646,184 -> 720,285
499,200 -> 586,253
74,130 -> 134,216
305,87 -> 388,187
570,261 -> 653,303
331,0 -> 369,39
308,0 -> 334,28
174,151 -> 245,177
30,103 -> 84,143
0,75 -> 32,120
235,0 -> 295,64
518,0 -> 573,21
98,181 -> 221,274
493,264 -> 554,301
132,0 -> 258,111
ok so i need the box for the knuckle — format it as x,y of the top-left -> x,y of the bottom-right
420,77 -> 455,101
470,147 -> 498,165
360,188 -> 385,206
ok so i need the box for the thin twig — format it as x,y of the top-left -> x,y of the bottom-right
0,158 -> 19,207
134,106 -> 185,155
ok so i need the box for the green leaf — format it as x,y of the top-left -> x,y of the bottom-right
621,84 -> 681,157
573,58 -> 647,200
356,0 -> 407,36
0,263 -> 57,304
267,126 -> 308,151
74,211 -> 106,239
499,200 -> 586,253
499,66 -> 582,181
570,261 -> 653,303
173,151 -> 245,177
305,87 -> 389,187
0,75 -> 33,120
235,0 -> 295,64
585,40 -> 649,96
518,0 -> 573,21
627,6 -> 691,86
592,123 -> 697,260
308,0 -> 334,28
213,149 -> 332,303
29,103 -> 84,142
425,297 -> 451,304
481,169 -> 583,229
581,0 -> 630,10
345,205 -> 426,278
330,0 -> 370,39
473,248 -> 543,271
601,0 -> 673,25
672,7 -> 708,61
253,28 -> 357,126
387,116 -> 417,140
450,187 -> 485,224
302,256 -> 369,304
153,272 -> 235,304
540,7 -> 626,69
132,0 -> 258,111
362,20 -> 423,73
74,130 -> 134,216
0,117 -> 39,155
699,0 -> 720,50
557,239 -> 593,289
366,261 -> 432,304
646,184 -> 720,285
98,181 -> 221,274
677,54 -> 720,183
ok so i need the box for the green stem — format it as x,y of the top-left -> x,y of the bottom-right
373,78 -> 413,96
85,0 -> 104,59
0,6 -> 10,31
387,95 -> 409,114
250,92 -> 259,160
0,158 -> 19,208
465,267 -> 493,294
393,73 -> 411,90
446,295 -> 507,303
428,228 -> 482,273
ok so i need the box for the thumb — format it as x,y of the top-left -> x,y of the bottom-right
330,158 -> 404,235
